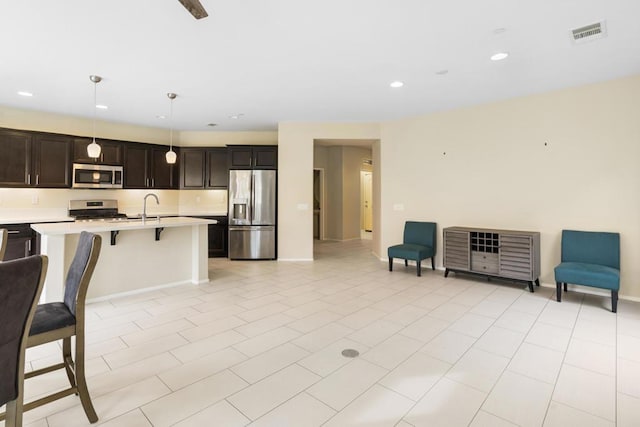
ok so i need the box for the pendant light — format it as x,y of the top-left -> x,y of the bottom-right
166,92 -> 177,164
87,75 -> 102,159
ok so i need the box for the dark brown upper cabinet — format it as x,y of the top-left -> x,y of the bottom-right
123,143 -> 178,189
228,145 -> 277,169
73,138 -> 123,165
180,148 -> 206,189
0,128 -> 71,188
180,147 -> 228,189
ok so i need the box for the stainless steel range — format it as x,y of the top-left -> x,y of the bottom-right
69,199 -> 128,222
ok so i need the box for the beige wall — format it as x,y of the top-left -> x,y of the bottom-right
179,131 -> 277,147
0,106 -> 169,144
380,74 -> 640,298
0,105 -> 277,148
278,122 -> 380,260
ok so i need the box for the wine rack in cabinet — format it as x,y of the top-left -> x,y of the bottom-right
443,226 -> 541,292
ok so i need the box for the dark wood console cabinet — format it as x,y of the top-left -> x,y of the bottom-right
443,226 -> 541,292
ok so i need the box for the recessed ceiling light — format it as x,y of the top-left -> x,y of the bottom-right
95,104 -> 108,110
18,91 -> 33,97
156,115 -> 166,119
229,113 -> 244,119
390,81 -> 404,88
493,28 -> 507,35
490,52 -> 509,61
435,70 -> 449,75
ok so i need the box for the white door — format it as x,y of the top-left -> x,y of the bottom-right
361,171 -> 373,231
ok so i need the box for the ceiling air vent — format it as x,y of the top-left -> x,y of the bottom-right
571,21 -> 606,44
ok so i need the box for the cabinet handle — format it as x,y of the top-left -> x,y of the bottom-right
36,174 -> 40,185
7,230 -> 19,234
27,174 -> 31,185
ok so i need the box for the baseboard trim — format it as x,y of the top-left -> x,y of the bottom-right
278,258 -> 314,262
380,258 -> 640,302
87,280 -> 193,303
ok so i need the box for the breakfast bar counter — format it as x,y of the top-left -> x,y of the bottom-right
32,217 -> 216,302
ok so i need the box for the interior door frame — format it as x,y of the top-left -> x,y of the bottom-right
313,168 -> 325,240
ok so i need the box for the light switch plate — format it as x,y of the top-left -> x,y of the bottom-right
297,203 -> 309,211
393,203 -> 404,211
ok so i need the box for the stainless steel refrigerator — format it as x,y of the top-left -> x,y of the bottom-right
228,169 -> 276,259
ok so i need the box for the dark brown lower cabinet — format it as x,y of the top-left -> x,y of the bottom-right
191,216 -> 228,257
1,223 -> 36,260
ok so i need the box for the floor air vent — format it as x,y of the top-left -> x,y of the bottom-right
571,21 -> 606,43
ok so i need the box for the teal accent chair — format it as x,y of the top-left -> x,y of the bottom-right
554,230 -> 620,312
388,221 -> 436,277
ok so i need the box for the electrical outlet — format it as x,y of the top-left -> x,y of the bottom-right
196,196 -> 201,203
393,203 -> 404,211
32,195 -> 39,205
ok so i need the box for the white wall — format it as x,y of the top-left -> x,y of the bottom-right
380,74 -> 640,298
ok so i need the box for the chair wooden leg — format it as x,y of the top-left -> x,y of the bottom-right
535,278 -> 540,287
431,257 -> 435,270
612,290 -> 618,313
75,334 -> 98,423
62,337 -> 77,389
404,259 -> 408,267
416,260 -> 421,277
5,399 -> 21,427
556,282 -> 562,302
388,258 -> 393,272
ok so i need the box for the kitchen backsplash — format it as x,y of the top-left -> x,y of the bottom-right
0,188 -> 227,218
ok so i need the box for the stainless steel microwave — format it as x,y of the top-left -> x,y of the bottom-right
72,163 -> 123,189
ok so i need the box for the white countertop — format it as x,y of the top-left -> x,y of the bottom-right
0,216 -> 75,225
31,216 -> 216,235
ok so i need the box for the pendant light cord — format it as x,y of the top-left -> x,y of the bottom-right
93,80 -> 97,142
169,95 -> 174,151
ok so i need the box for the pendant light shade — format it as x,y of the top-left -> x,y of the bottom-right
166,92 -> 177,164
87,75 -> 102,159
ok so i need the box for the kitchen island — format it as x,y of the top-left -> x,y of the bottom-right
32,217 -> 216,302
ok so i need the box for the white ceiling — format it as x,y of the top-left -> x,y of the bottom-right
1,1 -> 639,133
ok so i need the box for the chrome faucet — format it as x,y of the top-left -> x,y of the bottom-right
142,193 -> 159,221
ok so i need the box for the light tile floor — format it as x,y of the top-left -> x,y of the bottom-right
3,239 -> 640,426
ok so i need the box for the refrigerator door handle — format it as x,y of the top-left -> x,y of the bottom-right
251,172 -> 255,222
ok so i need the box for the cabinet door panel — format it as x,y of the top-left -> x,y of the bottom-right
208,224 -> 228,257
34,134 -> 71,187
0,129 -> 31,186
181,149 -> 206,188
499,235 -> 533,280
124,145 -> 149,188
443,230 -> 470,270
228,147 -> 252,169
151,147 -> 174,188
74,138 -> 123,165
252,146 -> 277,169
207,149 -> 228,188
